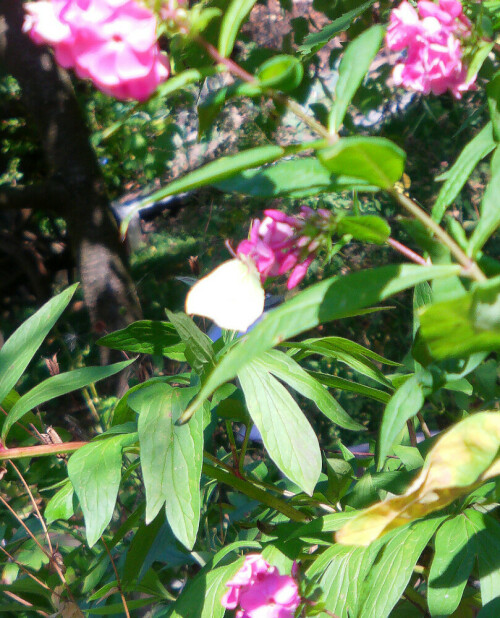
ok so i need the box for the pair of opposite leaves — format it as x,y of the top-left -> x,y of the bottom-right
185,257 -> 264,332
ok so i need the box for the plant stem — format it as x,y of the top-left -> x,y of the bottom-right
403,585 -> 429,616
238,423 -> 252,477
0,441 -> 87,461
195,35 -> 335,142
203,462 -> 310,523
8,459 -> 54,555
417,412 -> 432,439
102,538 -> 131,618
390,189 -> 487,281
387,237 -> 428,266
195,35 -> 255,83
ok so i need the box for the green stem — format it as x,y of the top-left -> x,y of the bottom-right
390,189 -> 487,282
403,585 -> 428,616
202,462 -> 310,523
238,423 -> 252,477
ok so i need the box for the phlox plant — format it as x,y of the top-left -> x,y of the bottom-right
3,0 -> 500,616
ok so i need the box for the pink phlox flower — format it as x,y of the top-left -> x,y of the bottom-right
222,555 -> 300,618
386,0 -> 475,98
23,0 -> 169,101
236,209 -> 319,289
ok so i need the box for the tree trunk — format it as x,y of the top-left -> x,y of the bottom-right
0,1 -> 142,356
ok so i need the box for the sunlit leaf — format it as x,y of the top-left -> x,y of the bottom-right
336,412 -> 500,546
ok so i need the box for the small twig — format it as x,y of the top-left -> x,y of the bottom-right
417,412 -> 432,439
7,459 -> 53,555
0,495 -> 74,601
0,545 -> 52,593
101,538 -> 131,618
387,237 -> 428,266
407,418 -> 417,448
195,35 -> 255,83
390,190 -> 487,282
2,590 -> 49,616
0,493 -> 50,558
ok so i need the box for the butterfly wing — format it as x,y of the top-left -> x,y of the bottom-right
185,259 -> 265,332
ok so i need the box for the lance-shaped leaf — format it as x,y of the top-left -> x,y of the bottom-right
0,284 -> 78,411
218,0 -> 258,58
336,412 -> 500,546
97,321 -> 180,355
468,165 -> 500,256
432,122 -> 495,223
180,264 -> 459,423
357,517 -> 446,618
253,350 -> 364,431
166,311 -> 215,378
238,362 -> 321,495
68,433 -> 137,547
428,515 -> 476,617
377,373 -> 425,469
129,383 -> 203,550
2,359 -> 134,443
329,25 -> 384,133
306,543 -> 378,618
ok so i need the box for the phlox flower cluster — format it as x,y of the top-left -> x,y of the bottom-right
386,0 -> 475,98
221,554 -> 301,618
237,207 -> 325,290
23,0 -> 169,101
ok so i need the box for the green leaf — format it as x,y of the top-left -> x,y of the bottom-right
337,215 -> 391,244
467,40 -> 494,83
169,558 -> 244,618
97,321 -> 180,355
307,544 -> 377,618
377,374 -> 425,469
121,145 -> 285,232
257,55 -> 303,92
487,72 -> 500,142
218,0 -> 258,57
68,433 -> 137,547
214,157 -> 348,198
318,137 -> 406,189
358,518 -> 446,618
466,509 -> 500,610
180,264 -> 460,423
299,0 -> 376,56
45,480 -> 75,525
329,25 -> 384,133
432,123 -> 495,223
428,515 -> 476,617
0,284 -> 78,414
129,384 -> 203,550
166,311 -> 215,378
238,362 -> 321,495
419,277 -> 500,359
254,349 -> 365,431
287,336 -> 399,367
468,165 -> 500,256
309,370 -> 391,403
2,359 -> 134,443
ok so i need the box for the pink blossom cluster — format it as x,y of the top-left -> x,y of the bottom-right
237,207 -> 324,290
222,554 -> 301,618
23,0 -> 169,101
386,0 -> 475,98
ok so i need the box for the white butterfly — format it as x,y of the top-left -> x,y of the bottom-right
185,257 -> 265,332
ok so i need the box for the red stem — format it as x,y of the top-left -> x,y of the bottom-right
387,237 -> 428,266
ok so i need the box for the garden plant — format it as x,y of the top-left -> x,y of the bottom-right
2,0 -> 500,616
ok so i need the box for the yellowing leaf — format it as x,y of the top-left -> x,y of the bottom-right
336,412 -> 500,546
